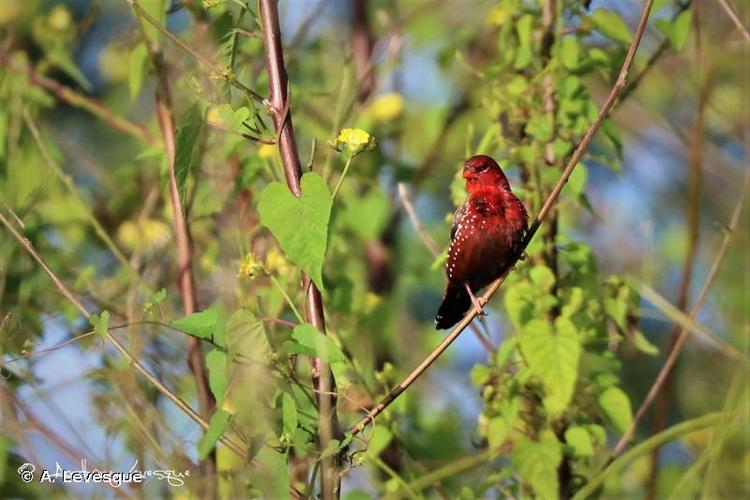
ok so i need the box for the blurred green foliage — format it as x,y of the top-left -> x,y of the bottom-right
0,0 -> 747,498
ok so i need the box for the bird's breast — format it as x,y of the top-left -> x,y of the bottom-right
446,205 -> 525,289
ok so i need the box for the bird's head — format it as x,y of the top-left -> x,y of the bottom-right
462,155 -> 511,193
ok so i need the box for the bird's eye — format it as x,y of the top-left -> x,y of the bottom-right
477,164 -> 489,173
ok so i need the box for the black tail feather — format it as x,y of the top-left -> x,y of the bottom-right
435,282 -> 471,330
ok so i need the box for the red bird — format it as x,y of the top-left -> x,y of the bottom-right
436,155 -> 528,329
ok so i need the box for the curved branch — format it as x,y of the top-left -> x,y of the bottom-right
350,0 -> 658,437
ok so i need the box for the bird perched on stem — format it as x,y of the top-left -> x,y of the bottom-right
436,155 -> 528,329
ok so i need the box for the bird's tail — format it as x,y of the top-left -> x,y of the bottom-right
435,282 -> 471,330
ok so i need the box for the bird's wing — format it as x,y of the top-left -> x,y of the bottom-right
450,203 -> 469,241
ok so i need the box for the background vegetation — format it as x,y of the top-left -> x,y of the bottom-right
0,0 -> 748,498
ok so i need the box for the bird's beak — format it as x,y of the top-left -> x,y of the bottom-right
462,169 -> 474,180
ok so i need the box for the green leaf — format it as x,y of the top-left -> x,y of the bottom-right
248,448 -> 289,499
514,14 -> 534,69
495,336 -> 518,369
90,310 -> 110,340
565,426 -> 594,457
215,104 -> 251,132
172,308 -> 218,340
470,364 -> 492,386
198,409 -> 231,458
144,288 -> 166,313
530,265 -> 555,292
129,43 -> 149,100
258,172 -> 332,290
520,318 -> 581,415
567,163 -> 588,198
487,416 -> 509,450
586,424 -> 607,444
506,75 -> 528,95
504,280 -> 534,330
591,9 -> 632,44
598,386 -> 633,434
281,391 -> 297,437
344,490 -> 373,500
656,10 -> 692,50
526,113 -> 554,142
174,103 -> 204,210
512,433 -> 562,500
225,309 -> 271,362
289,324 -> 345,363
140,0 -> 166,44
367,425 -> 392,458
630,329 -> 659,356
206,349 -> 228,407
559,36 -> 580,70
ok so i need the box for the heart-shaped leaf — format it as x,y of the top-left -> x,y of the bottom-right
258,172 -> 332,290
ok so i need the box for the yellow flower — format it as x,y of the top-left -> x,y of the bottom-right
237,251 -> 265,278
369,93 -> 404,122
0,0 -> 22,25
117,218 -> 171,252
264,247 -> 291,276
48,4 -> 72,31
364,292 -> 381,312
99,44 -> 131,83
488,5 -> 509,26
206,105 -> 224,125
330,128 -> 377,155
257,144 -> 276,160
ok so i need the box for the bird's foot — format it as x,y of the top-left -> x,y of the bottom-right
464,283 -> 487,317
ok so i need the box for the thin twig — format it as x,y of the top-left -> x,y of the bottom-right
609,168 -> 750,459
718,0 -> 750,42
397,183 -> 440,257
349,0 -> 658,437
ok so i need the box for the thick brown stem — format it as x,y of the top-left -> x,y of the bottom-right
259,1 -> 341,498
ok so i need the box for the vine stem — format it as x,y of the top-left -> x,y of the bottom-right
331,154 -> 354,202
609,166 -> 750,460
349,0 -> 657,437
258,1 -> 341,498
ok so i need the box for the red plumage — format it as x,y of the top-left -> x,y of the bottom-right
435,155 -> 528,329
